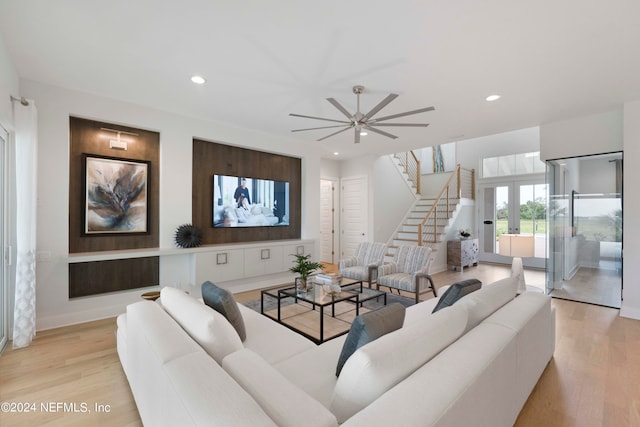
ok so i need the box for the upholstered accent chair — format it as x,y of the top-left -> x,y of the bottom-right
339,242 -> 388,287
375,245 -> 436,303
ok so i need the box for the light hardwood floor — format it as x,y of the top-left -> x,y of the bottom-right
1,264 -> 638,426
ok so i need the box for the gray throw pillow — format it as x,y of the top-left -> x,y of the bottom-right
201,281 -> 246,342
336,303 -> 405,377
432,279 -> 482,313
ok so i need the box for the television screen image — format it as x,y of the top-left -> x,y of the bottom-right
213,175 -> 290,227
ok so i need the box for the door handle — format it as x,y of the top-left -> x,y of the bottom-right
483,220 -> 493,225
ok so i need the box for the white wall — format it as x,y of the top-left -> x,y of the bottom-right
21,79 -> 324,330
622,101 -> 640,319
320,158 -> 340,179
539,110 -> 623,161
420,172 -> 453,198
0,31 -> 19,128
372,155 -> 415,243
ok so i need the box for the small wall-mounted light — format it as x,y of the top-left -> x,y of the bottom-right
101,127 -> 138,151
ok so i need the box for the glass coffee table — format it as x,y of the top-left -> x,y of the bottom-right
261,279 -> 387,344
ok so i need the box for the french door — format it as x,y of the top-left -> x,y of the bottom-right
478,178 -> 547,268
0,128 -> 7,354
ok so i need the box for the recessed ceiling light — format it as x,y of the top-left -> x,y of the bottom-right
333,152 -> 339,156
485,94 -> 501,102
360,131 -> 368,136
191,75 -> 206,84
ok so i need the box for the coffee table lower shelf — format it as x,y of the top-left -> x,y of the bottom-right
260,282 -> 386,344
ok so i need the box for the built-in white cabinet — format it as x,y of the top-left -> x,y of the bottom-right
68,239 -> 316,289
194,249 -> 244,284
244,246 -> 284,277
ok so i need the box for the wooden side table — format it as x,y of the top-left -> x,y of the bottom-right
447,238 -> 479,272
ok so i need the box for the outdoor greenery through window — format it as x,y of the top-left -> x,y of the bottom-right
494,184 -> 548,240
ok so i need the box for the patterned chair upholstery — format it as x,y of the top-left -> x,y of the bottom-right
375,245 -> 436,303
339,242 -> 388,286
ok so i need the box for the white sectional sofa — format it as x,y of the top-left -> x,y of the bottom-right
116,276 -> 555,426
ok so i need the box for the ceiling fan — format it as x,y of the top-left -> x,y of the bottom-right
290,85 -> 434,144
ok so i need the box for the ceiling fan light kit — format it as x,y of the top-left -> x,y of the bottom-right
290,85 -> 435,144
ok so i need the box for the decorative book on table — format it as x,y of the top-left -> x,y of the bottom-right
314,273 -> 343,285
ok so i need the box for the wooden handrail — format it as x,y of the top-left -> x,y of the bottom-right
394,151 -> 421,194
417,164 -> 475,246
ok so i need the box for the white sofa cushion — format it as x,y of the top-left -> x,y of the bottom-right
341,322 -> 518,427
456,276 -> 517,332
402,296 -> 441,325
273,336 -> 346,410
482,292 -> 556,421
160,286 -> 243,364
223,349 -> 338,427
116,313 -> 128,374
124,300 -> 208,425
237,304 -> 316,364
164,352 -> 277,427
330,304 -> 469,423
335,303 -> 406,376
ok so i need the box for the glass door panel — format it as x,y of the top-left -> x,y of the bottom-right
0,130 -> 6,354
479,180 -> 546,268
546,154 -> 622,308
519,183 -> 548,264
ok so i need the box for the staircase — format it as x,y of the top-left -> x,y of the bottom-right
388,152 -> 475,262
392,197 -> 460,248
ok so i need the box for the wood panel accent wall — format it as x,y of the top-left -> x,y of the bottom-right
69,117 -> 159,253
69,257 -> 159,298
68,117 -> 160,298
192,139 -> 301,244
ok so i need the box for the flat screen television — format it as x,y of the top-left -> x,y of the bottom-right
213,175 -> 290,227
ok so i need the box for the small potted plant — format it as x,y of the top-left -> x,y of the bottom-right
459,229 -> 471,240
289,254 -> 323,292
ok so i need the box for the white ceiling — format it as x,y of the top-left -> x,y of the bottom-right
1,0 -> 639,159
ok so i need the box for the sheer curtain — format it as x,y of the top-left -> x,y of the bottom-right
12,99 -> 37,349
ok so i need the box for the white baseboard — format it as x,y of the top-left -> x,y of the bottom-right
620,305 -> 640,320
36,302 -> 132,331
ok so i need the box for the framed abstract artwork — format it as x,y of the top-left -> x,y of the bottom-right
83,154 -> 150,234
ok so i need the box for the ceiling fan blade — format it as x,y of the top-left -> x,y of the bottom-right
291,124 -> 352,132
362,93 -> 398,121
289,113 -> 350,124
368,123 -> 430,127
363,124 -> 398,139
371,106 -> 435,122
317,125 -> 352,141
326,98 -> 354,120
354,127 -> 361,144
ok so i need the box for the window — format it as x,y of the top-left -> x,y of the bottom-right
482,152 -> 545,178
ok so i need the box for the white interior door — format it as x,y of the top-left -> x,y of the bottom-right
340,176 -> 368,259
319,179 -> 338,264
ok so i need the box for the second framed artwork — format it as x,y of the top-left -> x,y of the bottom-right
83,153 -> 150,235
